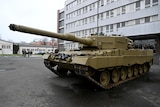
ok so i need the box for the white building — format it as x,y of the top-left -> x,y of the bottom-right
58,0 -> 160,53
57,8 -> 65,51
0,39 -> 13,54
18,44 -> 56,54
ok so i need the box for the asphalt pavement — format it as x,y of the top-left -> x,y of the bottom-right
0,56 -> 160,107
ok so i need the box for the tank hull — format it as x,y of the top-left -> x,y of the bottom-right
44,49 -> 153,89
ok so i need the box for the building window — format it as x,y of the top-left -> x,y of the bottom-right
110,9 -> 114,17
129,3 -> 135,12
106,0 -> 110,4
122,6 -> 126,14
7,45 -> 11,49
145,0 -> 150,8
99,26 -> 103,33
99,0 -> 104,7
77,0 -> 81,5
2,45 -> 5,49
59,20 -> 64,27
89,16 -> 92,23
100,13 -> 103,20
136,1 -> 140,11
117,23 -> 120,30
59,12 -> 64,19
94,28 -> 97,34
89,5 -> 92,11
153,0 -> 158,6
92,15 -> 95,22
87,17 -> 90,24
93,3 -> 95,10
85,30 -> 87,35
117,8 -> 120,16
98,14 -> 100,20
121,22 -> 125,27
83,7 -> 87,13
59,28 -> 64,33
76,21 -> 79,26
81,8 -> 83,14
110,24 -> 113,32
90,28 -> 94,34
127,20 -> 135,26
152,15 -> 158,22
82,19 -> 85,25
91,28 -> 94,34
135,19 -> 140,24
111,0 -> 114,3
145,17 -> 150,23
66,5 -> 69,10
78,9 -> 81,15
87,5 -> 90,12
106,11 -> 109,19
106,25 -> 109,32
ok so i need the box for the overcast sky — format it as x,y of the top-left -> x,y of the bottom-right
0,0 -> 65,43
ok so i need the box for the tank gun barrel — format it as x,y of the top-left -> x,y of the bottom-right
9,24 -> 92,45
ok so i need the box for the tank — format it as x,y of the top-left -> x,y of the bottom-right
9,24 -> 153,89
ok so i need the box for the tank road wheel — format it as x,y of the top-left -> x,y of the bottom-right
120,67 -> 127,80
99,71 -> 110,87
139,65 -> 143,74
112,68 -> 120,83
128,66 -> 133,78
133,65 -> 139,76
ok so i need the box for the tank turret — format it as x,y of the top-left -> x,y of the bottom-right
9,24 -> 131,49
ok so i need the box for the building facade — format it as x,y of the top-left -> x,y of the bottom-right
58,0 -> 160,53
0,39 -> 13,54
18,44 -> 56,54
57,8 -> 65,51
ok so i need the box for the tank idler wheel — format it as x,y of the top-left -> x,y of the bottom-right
112,68 -> 120,83
143,63 -> 149,73
128,66 -> 133,78
134,65 -> 139,76
120,67 -> 127,80
139,65 -> 143,74
99,71 -> 110,87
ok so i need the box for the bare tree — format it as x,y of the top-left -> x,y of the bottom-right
41,37 -> 48,45
51,38 -> 56,45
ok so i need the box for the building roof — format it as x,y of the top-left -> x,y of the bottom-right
0,39 -> 13,44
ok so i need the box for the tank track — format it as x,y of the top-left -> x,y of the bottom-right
44,59 -> 61,76
44,59 -> 150,89
82,72 -> 147,89
75,64 -> 150,89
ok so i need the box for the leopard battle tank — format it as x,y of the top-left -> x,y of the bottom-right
9,24 -> 153,89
